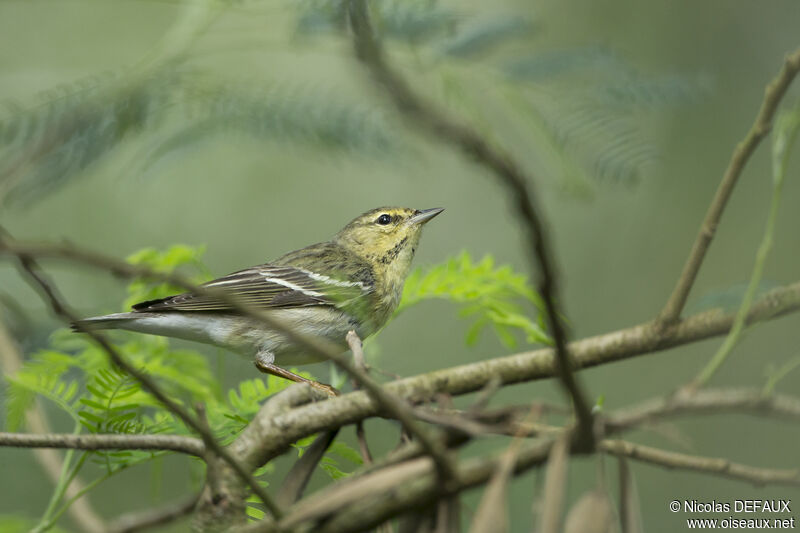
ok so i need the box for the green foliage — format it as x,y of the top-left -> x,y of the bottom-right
123,244 -> 210,310
398,251 -> 550,348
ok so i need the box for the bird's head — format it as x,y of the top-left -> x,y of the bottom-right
334,207 -> 443,275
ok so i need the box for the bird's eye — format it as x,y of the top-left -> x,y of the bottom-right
376,214 -> 392,225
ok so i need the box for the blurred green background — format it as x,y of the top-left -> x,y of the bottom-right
1,0 -> 799,531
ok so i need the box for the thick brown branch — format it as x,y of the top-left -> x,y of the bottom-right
0,432 -> 205,456
346,0 -> 595,451
658,47 -> 800,325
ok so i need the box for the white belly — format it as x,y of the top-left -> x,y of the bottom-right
106,307 -> 361,365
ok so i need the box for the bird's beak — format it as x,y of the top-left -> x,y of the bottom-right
409,207 -> 444,226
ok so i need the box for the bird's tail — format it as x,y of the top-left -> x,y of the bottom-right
71,312 -> 137,332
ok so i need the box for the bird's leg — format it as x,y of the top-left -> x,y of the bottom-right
254,353 -> 338,397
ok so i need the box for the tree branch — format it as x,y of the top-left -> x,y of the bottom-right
0,432 -> 205,456
605,388 -> 800,433
346,0 -> 595,452
658,47 -> 800,325
106,493 -> 200,533
345,330 -> 459,484
600,440 -> 800,487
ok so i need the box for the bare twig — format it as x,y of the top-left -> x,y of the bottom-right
277,429 -> 340,507
106,493 -> 200,533
344,330 -> 459,484
347,330 -> 376,464
658,47 -> 800,325
6,249 -> 283,522
346,0 -> 595,451
605,388 -> 800,433
195,404 -> 222,503
0,432 -> 204,456
355,423 -> 373,465
600,440 -> 800,487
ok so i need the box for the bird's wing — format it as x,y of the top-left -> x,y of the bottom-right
131,265 -> 371,312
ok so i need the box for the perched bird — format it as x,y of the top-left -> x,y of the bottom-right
74,207 -> 443,395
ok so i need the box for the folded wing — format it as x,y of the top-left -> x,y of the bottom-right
131,265 -> 371,312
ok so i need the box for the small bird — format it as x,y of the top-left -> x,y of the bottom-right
74,207 -> 443,395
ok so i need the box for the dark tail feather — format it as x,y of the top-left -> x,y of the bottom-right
71,313 -> 134,332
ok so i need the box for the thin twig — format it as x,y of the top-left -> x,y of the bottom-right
605,388 -> 800,433
195,404 -> 222,503
0,432 -> 205,456
7,250 -> 283,521
600,440 -> 800,487
690,94 -> 800,387
345,330 -> 459,484
277,429 -> 339,507
106,493 -> 200,533
658,47 -> 800,325
345,0 -> 595,451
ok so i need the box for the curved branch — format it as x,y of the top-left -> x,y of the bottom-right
658,47 -> 800,325
0,432 -> 205,456
600,440 -> 800,487
606,388 -> 800,433
347,0 -> 595,451
107,493 -> 200,533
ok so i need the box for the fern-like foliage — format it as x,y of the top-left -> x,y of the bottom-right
296,4 -> 702,189
0,70 -> 177,205
133,79 -> 394,177
0,1 -> 700,207
0,69 -> 396,206
398,251 -> 549,348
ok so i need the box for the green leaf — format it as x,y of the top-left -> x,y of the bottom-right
398,251 -> 550,348
328,441 -> 363,466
